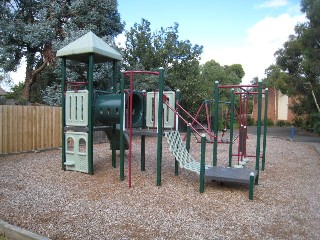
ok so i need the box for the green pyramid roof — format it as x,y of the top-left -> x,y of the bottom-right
56,31 -> 122,63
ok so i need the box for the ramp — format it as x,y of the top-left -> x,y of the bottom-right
104,127 -> 129,150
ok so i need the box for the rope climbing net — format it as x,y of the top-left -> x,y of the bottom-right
165,131 -> 210,174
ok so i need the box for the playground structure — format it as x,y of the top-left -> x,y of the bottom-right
57,32 -> 268,199
163,81 -> 269,199
56,32 -> 176,186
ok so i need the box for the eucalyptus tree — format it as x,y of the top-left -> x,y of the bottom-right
0,0 -> 123,102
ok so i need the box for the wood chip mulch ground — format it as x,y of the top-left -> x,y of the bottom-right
0,134 -> 319,239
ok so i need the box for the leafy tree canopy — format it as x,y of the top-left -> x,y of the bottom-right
122,18 -> 206,118
0,67 -> 12,87
263,0 -> 320,129
122,19 -> 246,120
122,19 -> 203,89
200,60 -> 244,86
0,0 -> 124,102
199,60 -> 244,101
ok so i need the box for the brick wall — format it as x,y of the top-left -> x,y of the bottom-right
252,88 -> 296,124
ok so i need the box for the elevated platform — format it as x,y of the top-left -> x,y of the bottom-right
125,128 -> 158,136
205,166 -> 257,185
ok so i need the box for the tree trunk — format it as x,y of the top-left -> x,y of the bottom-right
22,73 -> 34,102
22,44 -> 54,102
22,61 -> 48,102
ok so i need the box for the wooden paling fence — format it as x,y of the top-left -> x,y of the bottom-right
0,106 -> 62,154
0,106 -> 108,155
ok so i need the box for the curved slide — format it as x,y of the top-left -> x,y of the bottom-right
104,127 -> 129,150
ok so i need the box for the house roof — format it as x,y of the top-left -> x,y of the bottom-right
0,87 -> 6,96
56,31 -> 122,63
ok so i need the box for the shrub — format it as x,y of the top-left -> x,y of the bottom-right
310,112 -> 320,134
276,120 -> 290,127
0,96 -> 5,105
259,118 -> 274,126
41,83 -> 62,106
267,118 -> 274,126
247,115 -> 255,126
292,116 -> 304,127
314,122 -> 320,134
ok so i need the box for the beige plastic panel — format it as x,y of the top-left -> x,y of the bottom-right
146,91 -> 175,129
65,90 -> 89,126
65,132 -> 88,173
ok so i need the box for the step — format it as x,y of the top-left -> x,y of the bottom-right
64,161 -> 76,166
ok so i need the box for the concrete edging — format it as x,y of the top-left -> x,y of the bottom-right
0,220 -> 50,240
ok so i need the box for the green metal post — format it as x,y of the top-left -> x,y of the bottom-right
111,61 -> 117,168
213,81 -> 219,166
228,88 -> 235,167
156,68 -> 164,186
199,134 -> 206,193
262,88 -> 269,171
112,60 -> 117,93
88,54 -> 94,175
174,89 -> 181,176
61,57 -> 66,170
186,123 -> 191,152
255,80 -> 263,183
120,72 -> 125,181
141,135 -> 146,171
141,90 -> 146,171
249,172 -> 255,200
111,125 -> 116,168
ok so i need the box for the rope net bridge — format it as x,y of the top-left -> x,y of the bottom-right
165,131 -> 211,174
165,130 -> 257,199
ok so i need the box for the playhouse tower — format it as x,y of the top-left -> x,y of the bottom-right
57,31 -> 122,174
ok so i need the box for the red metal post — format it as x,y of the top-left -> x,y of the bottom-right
122,70 -> 161,188
204,102 -> 212,135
